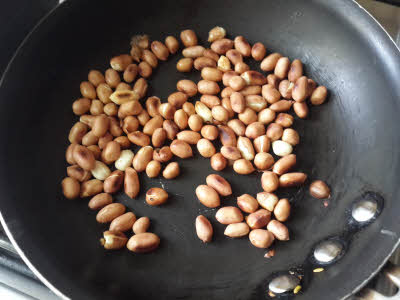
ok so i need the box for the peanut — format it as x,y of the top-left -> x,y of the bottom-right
269,100 -> 293,112
128,131 -> 150,147
69,122 -> 88,144
146,187 -> 168,206
195,215 -> 213,243
208,26 -> 226,42
101,231 -> 128,250
224,223 -> 250,238
110,54 -> 132,71
279,172 -> 307,188
104,170 -> 124,194
206,174 -> 232,196
177,58 -> 193,72
249,229 -> 275,248
124,167 -> 140,198
146,160 -> 162,178
245,95 -> 267,112
237,194 -> 259,213
168,91 -> 188,108
234,36 -> 251,56
177,79 -> 198,97
237,136 -> 255,160
73,145 -> 95,171
211,38 -> 234,54
310,86 -> 328,105
267,220 -> 289,241
127,233 -> 160,253
110,212 -> 136,232
96,203 -> 126,223
274,57 -> 290,79
123,64 -> 138,83
247,209 -> 271,229
227,119 -> 246,136
72,98 -> 91,116
88,70 -> 105,87
170,139 -> 192,158
260,53 -> 282,72
101,141 -> 121,164
257,192 -> 279,211
188,114 -> 203,131
266,123 -> 283,141
80,179 -> 103,198
201,67 -> 223,82
105,69 -> 121,88
194,56 -> 217,70
309,180 -> 331,199
152,128 -> 167,147
293,102 -> 309,119
226,49 -> 243,65
132,146 -> 153,172
180,29 -> 198,47
262,84 -> 281,104
151,41 -> 169,61
261,171 -> 279,192
238,108 -> 257,125
177,130 -> 201,144
215,206 -> 244,224
153,146 -> 173,162
196,185 -> 220,208
245,122 -> 265,139
251,42 -> 266,61
203,49 -> 220,61
133,217 -> 150,234
288,59 -> 303,82
233,159 -> 255,175
165,36 -> 179,54
274,198 -> 291,222
163,162 -> 180,179
210,153 -> 227,171
275,113 -> 294,128
254,135 -> 271,153
292,76 -> 308,102
61,177 -> 80,199
182,45 -> 205,58
254,152 -> 274,170
88,193 -> 113,210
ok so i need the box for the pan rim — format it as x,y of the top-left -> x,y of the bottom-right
0,0 -> 399,299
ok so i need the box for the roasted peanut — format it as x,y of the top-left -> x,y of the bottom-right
165,35 -> 179,54
79,115 -> 95,127
227,119 -> 246,136
233,159 -> 255,175
146,187 -> 168,206
91,160 -> 111,180
262,84 -> 281,104
194,56 -> 217,70
133,78 -> 148,99
146,160 -> 162,178
247,209 -> 271,229
97,83 -> 113,104
251,42 -> 266,61
229,76 -> 246,91
80,81 -> 96,99
275,113 -> 294,128
254,152 -> 275,170
258,108 -> 276,125
88,70 -> 105,87
279,80 -> 293,99
241,71 -> 266,85
217,55 -> 231,72
211,105 -> 229,122
234,36 -> 251,56
203,49 -> 220,61
196,185 -> 220,208
238,108 -> 258,125
195,101 -> 213,123
143,116 -> 163,136
197,138 -> 216,157
218,125 -> 236,147
170,139 -> 193,158
208,26 -> 226,42
196,215 -> 213,243
92,115 -> 109,137
151,41 -> 169,61
310,86 -> 328,105
87,145 -> 101,159
107,117 -> 123,136
182,45 -> 205,58
237,136 -> 255,160
282,128 -> 300,146
138,61 -> 152,78
210,153 -> 227,171
234,61 -> 250,74
101,141 -> 121,164
237,194 -> 259,213
82,131 -> 99,146
188,114 -> 203,132
267,220 -> 289,241
128,131 -> 150,146
174,109 -> 189,130
254,135 -> 271,153
177,79 -> 198,97
245,122 -> 265,139
226,49 -> 243,65
257,192 -> 279,211
224,223 -> 250,238
206,174 -> 232,196
201,67 -> 223,82
110,54 -> 132,71
132,146 -> 153,172
67,165 -> 91,182
261,171 -> 279,192
110,90 -> 140,106
162,162 -> 180,179
200,125 -> 218,140
266,123 -> 283,141
124,167 -> 140,198
104,103 -> 118,116
211,38 -> 233,54
158,103 -> 176,120
153,146 -> 173,162
274,57 -> 290,79
72,98 -> 91,116
90,100 -> 104,115
137,110 -> 151,126
110,212 -> 136,232
274,198 -> 291,222
221,97 -> 235,119
116,83 -> 131,91
177,130 -> 201,144
222,71 -> 238,87
293,102 -> 309,119
127,233 -> 160,253
80,179 -> 103,198
168,91 -> 188,108
249,229 -> 275,248
69,122 -> 88,144
198,80 -> 220,95
163,120 -> 179,140
105,68 -> 121,88
123,116 -> 139,134
133,217 -> 150,234
73,144 -> 95,170
273,154 -> 296,175
145,96 -> 161,117
180,29 -> 198,47
260,53 -> 282,72
292,76 -> 308,102
221,87 -> 234,98
88,193 -> 113,210
309,180 -> 331,199
269,100 -> 293,112
201,95 -> 221,108
177,57 -> 193,72
182,102 -> 195,116
216,206 -> 244,224
123,64 -> 139,83
288,59 -> 303,82
114,136 -> 130,149
272,140 -> 293,156
101,231 -> 128,250
221,145 -> 241,160
104,170 -> 124,194
61,177 -> 80,199
152,128 -> 167,147
279,172 -> 307,188
98,132 -> 113,149
245,95 -> 267,112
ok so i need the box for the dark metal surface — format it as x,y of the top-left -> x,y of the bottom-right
0,0 -> 399,299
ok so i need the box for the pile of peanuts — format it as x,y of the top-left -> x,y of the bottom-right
61,26 -> 330,254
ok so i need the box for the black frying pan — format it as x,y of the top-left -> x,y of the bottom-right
0,0 -> 400,299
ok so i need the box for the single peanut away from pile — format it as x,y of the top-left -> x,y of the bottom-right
61,26 -> 330,255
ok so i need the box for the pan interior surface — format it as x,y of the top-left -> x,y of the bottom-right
0,0 -> 399,299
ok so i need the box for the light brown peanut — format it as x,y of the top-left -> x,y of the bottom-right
288,59 -> 303,82
133,217 -> 150,234
245,122 -> 265,139
61,177 -> 80,199
200,125 -> 219,140
208,26 -> 226,42
201,67 -> 223,82
210,153 -> 227,171
196,185 -> 220,208
226,49 -> 243,65
159,103 -> 176,120
88,70 -> 105,87
261,171 -> 279,192
196,215 -> 213,243
221,87 -> 234,98
182,45 -> 205,58
105,68 -> 121,88
273,154 -> 296,175
262,84 -> 281,104
152,128 -> 167,147
238,108 -> 257,125
127,233 -> 160,253
82,131 -> 99,146
241,71 -> 266,85
174,109 -> 189,130
108,117 -> 123,136
275,113 -> 294,128
182,102 -> 195,116
216,206 -> 244,224
118,101 -> 143,119
249,229 -> 275,248
260,53 -> 282,71
104,170 -> 124,194
251,42 -> 266,61
165,36 -> 179,54
177,57 -> 193,72
123,116 -> 139,134
163,162 -> 180,179
124,167 -> 140,198
310,86 -> 328,105
206,174 -> 232,196
292,76 -> 308,102
67,165 -> 91,182
237,136 -> 255,160
266,123 -> 283,141
146,160 -> 162,178
309,180 -> 331,199
79,114 -> 95,127
72,98 -> 91,116
163,120 -> 179,140
245,95 -> 267,112
198,80 -> 220,95
123,64 -> 138,82
101,231 -> 128,250
274,57 -> 290,79
222,71 -> 237,87
254,152 -> 275,170
92,115 -> 109,137
237,194 -> 259,213
211,105 -> 229,122
211,38 -> 234,54
138,61 -> 152,78
168,91 -> 188,108
146,187 -> 168,206
98,132 -> 113,149
201,95 -> 221,108
269,100 -> 293,112
203,49 -> 220,61
224,223 -> 250,238
233,159 -> 255,175
267,74 -> 281,89
145,96 -> 161,117
279,172 -> 307,188
170,139 -> 193,158
229,76 -> 246,91
219,125 -> 236,146
221,145 -> 241,160
80,179 -> 103,198
247,209 -> 271,229
257,192 -> 279,211
110,212 -> 136,232
279,80 -> 293,99
96,203 -> 126,223
69,122 -> 88,144
267,220 -> 289,241
153,146 -> 173,162
137,110 -> 151,126
101,141 -> 121,164
227,119 -> 246,136
272,140 -> 293,156
258,108 -> 276,125
234,61 -> 250,74
110,54 -> 132,71
274,198 -> 291,222
234,36 -> 251,56
151,41 -> 169,61
91,160 -> 111,180
90,100 -> 104,115
114,136 -> 130,149
72,144 -> 95,170
133,78 -> 148,99
87,145 -> 101,159
188,114 -> 203,132
194,56 -> 217,70
143,116 -> 163,136
177,79 -> 198,97
88,193 -> 113,210
282,128 -> 300,146
197,138 -> 216,157
132,146 -> 153,172
254,135 -> 271,153
177,130 -> 201,144
180,29 -> 198,47
128,131 -> 150,146
80,81 -> 96,99
293,102 -> 309,119
96,83 -> 113,104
